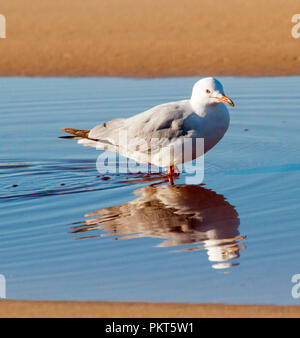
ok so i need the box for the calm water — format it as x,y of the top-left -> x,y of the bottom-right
1,76 -> 300,304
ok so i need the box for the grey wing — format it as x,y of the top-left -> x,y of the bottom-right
125,102 -> 204,154
88,100 -> 203,153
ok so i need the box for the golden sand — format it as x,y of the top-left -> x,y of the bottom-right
0,300 -> 300,318
0,0 -> 299,77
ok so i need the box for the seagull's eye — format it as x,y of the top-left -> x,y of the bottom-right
206,89 -> 211,94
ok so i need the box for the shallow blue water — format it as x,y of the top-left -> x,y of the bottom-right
1,76 -> 300,304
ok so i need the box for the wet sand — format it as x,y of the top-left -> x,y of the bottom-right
0,0 -> 299,77
1,300 -> 300,318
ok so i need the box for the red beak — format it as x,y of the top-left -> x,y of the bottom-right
217,95 -> 234,107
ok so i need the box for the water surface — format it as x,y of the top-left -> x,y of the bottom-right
1,76 -> 300,304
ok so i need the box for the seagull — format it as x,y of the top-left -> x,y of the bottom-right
61,77 -> 234,180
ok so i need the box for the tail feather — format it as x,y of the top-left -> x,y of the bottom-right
61,128 -> 90,138
60,127 -> 108,148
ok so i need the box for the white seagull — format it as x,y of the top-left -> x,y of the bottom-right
61,77 -> 234,179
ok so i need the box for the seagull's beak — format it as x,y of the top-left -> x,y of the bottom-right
216,95 -> 235,107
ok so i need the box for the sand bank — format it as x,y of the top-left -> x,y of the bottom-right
0,300 -> 300,318
0,0 -> 299,77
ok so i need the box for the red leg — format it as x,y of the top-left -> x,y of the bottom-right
167,165 -> 175,185
168,165 -> 175,177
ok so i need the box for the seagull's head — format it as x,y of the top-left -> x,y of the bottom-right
190,77 -> 234,109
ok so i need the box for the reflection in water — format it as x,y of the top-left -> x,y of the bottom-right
72,184 -> 245,269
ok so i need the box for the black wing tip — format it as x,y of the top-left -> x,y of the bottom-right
58,135 -> 77,139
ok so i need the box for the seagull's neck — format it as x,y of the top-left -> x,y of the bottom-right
190,99 -> 215,117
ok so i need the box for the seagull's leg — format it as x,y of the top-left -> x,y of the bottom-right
168,165 -> 174,176
168,175 -> 174,185
168,165 -> 175,185
173,165 -> 180,176
167,165 -> 180,176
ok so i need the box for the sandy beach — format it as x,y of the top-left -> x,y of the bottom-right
1,300 -> 300,318
0,0 -> 299,77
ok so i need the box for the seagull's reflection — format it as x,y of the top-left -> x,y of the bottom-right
72,184 -> 245,269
